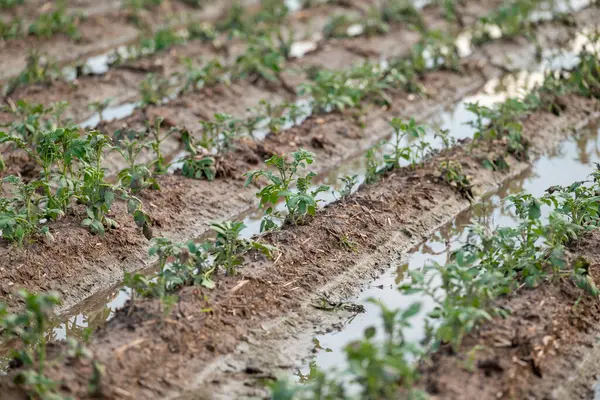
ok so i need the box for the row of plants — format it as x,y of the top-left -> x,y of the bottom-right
0,100 -> 152,244
266,41 -> 600,399
270,166 -> 600,399
0,20 -> 598,400
2,13 -> 594,248
0,0 -> 81,41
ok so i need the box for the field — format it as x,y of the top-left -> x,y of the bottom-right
1,0 -> 600,399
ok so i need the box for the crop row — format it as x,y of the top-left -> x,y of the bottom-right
0,0 -> 596,323
0,27 -> 599,397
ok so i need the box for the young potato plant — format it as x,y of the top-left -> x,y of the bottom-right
380,0 -> 426,31
139,73 -> 171,106
5,51 -> 61,96
233,34 -> 285,84
124,221 -> 273,312
382,117 -> 431,171
472,0 -> 537,45
402,171 -> 600,351
271,301 -> 426,399
113,138 -> 160,193
28,3 -> 81,41
180,57 -> 228,93
0,290 -> 96,399
244,149 -> 329,231
0,127 -> 152,243
180,129 -> 219,181
0,291 -> 62,398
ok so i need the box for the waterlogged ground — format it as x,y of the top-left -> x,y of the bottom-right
10,40 -> 599,369
302,119 -> 600,376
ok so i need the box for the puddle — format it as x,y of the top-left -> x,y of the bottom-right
301,120 -> 600,376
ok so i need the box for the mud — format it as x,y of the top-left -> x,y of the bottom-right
1,92 -> 598,399
0,0 -> 234,82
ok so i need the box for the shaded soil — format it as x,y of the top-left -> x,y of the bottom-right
419,229 -> 600,400
0,92 -> 598,399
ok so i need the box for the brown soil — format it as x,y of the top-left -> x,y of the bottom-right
0,0 -> 234,82
0,92 -> 598,399
419,229 -> 600,400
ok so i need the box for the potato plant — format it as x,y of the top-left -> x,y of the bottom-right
244,149 -> 329,231
124,221 -> 274,312
0,122 -> 152,244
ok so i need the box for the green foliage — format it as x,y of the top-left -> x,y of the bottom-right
6,51 -> 61,96
380,0 -> 425,31
472,0 -> 535,44
124,221 -> 274,311
146,117 -> 173,174
88,98 -> 112,124
338,174 -> 358,199
244,149 -> 329,231
0,17 -> 23,40
0,124 -> 151,243
0,290 -> 80,399
0,0 -> 24,9
139,73 -> 171,106
114,138 -> 160,193
180,57 -> 227,93
384,117 -> 429,170
28,3 -> 81,41
439,160 -> 473,199
233,35 -> 285,83
270,302 -> 427,399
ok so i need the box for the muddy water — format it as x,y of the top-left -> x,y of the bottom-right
301,119 -> 600,376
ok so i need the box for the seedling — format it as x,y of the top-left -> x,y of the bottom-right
383,117 -> 429,170
146,117 -> 174,174
114,138 -> 160,193
0,290 -> 63,398
88,98 -> 113,124
28,2 -> 81,41
210,221 -> 274,275
233,35 -> 285,84
244,149 -> 329,231
181,57 -> 227,93
139,73 -> 171,106
6,51 -> 61,96
337,174 -> 358,199
180,129 -> 218,181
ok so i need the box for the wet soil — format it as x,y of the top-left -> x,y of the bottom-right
0,92 -> 597,399
0,0 -> 233,82
419,229 -> 600,400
